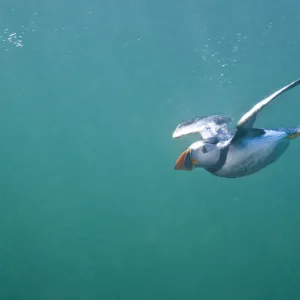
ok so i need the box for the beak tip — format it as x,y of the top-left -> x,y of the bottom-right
174,149 -> 193,171
174,165 -> 183,171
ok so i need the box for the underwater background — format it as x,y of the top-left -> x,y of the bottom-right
1,0 -> 300,299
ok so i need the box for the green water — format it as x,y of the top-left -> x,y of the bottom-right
1,0 -> 300,299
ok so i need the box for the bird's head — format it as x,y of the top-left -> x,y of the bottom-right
174,140 -> 221,171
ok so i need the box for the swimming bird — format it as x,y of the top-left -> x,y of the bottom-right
172,79 -> 300,178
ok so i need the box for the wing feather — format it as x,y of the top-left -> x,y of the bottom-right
236,79 -> 300,130
172,115 -> 233,140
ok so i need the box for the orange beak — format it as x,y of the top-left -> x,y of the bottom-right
174,149 -> 193,171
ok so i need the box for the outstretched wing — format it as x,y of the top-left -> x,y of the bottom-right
172,115 -> 233,140
236,79 -> 300,130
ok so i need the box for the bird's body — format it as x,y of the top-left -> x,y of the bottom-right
172,80 -> 300,178
208,128 -> 291,178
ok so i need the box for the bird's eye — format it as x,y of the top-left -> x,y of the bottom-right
202,146 -> 208,153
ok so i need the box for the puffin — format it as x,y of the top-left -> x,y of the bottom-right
172,79 -> 300,178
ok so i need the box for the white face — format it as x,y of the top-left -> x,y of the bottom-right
189,141 -> 221,169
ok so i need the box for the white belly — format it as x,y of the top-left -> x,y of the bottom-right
214,130 -> 290,178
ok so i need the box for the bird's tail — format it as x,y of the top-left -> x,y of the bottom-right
285,127 -> 300,139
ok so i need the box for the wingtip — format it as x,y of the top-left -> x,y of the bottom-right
290,79 -> 300,86
172,131 -> 179,139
